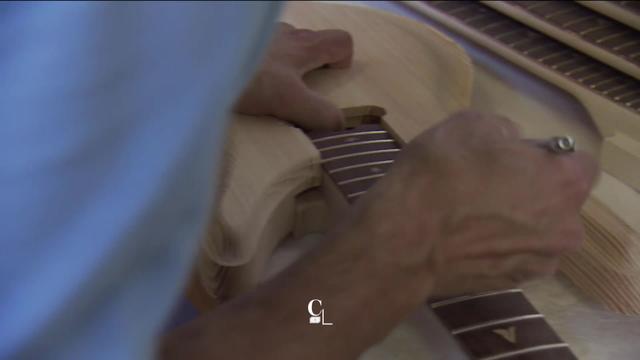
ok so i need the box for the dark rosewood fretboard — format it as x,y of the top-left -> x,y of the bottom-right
309,120 -> 576,360
491,0 -> 640,75
414,1 -> 640,114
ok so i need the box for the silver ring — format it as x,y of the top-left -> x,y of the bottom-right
542,136 -> 575,154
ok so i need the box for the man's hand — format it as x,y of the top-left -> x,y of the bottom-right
234,22 -> 353,130
163,111 -> 599,360
351,111 -> 599,298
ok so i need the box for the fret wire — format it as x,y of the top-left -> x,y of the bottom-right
550,58 -> 580,70
537,49 -> 572,63
494,29 -> 528,42
626,98 -> 640,107
430,288 -> 523,309
504,35 -> 540,48
594,30 -> 632,44
318,139 -> 395,152
346,190 -> 366,199
601,82 -> 635,95
577,22 -> 612,36
446,6 -> 475,16
461,13 -> 490,24
521,2 -> 549,11
467,16 -> 499,28
311,130 -> 387,144
522,42 -> 560,56
563,63 -> 600,76
328,160 -> 395,174
559,15 -> 594,28
612,39 -> 640,51
614,88 -> 640,101
451,314 -> 544,335
320,149 -> 400,164
589,77 -> 619,89
479,343 -> 570,360
543,7 -> 576,20
478,19 -> 511,33
576,70 -> 611,83
337,173 -> 385,186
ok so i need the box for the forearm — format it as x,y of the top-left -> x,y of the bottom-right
160,230 -> 433,360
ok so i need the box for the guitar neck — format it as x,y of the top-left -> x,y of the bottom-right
309,118 -> 576,360
400,0 -> 640,142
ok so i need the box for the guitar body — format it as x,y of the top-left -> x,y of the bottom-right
194,1 -> 473,304
189,2 -> 640,359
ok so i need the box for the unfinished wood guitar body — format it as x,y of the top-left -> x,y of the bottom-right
190,1 -> 640,357
194,2 -> 473,305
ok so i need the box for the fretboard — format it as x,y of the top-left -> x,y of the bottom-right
484,1 -> 640,79
578,1 -> 640,32
408,1 -> 640,115
309,121 -> 576,360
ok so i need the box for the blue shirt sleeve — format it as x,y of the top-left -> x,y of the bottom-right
0,2 -> 280,359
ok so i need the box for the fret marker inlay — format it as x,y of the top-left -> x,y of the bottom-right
493,326 -> 517,344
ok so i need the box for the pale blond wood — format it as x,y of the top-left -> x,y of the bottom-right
400,1 -> 640,186
563,195 -> 640,315
601,132 -> 640,191
578,1 -> 640,32
483,1 -> 640,80
196,114 -> 322,299
572,173 -> 640,315
290,4 -> 474,144
194,2 -> 473,305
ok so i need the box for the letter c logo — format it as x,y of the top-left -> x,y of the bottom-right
308,299 -> 323,317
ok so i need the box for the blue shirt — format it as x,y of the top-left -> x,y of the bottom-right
0,2 -> 280,359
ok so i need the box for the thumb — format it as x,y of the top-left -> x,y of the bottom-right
274,77 -> 345,131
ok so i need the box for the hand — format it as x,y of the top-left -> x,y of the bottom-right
347,111 -> 599,299
234,22 -> 353,130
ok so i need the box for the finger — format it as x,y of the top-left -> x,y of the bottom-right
292,28 -> 354,73
273,77 -> 345,131
448,111 -> 522,142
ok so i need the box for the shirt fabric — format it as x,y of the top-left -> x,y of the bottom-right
0,2 -> 280,359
